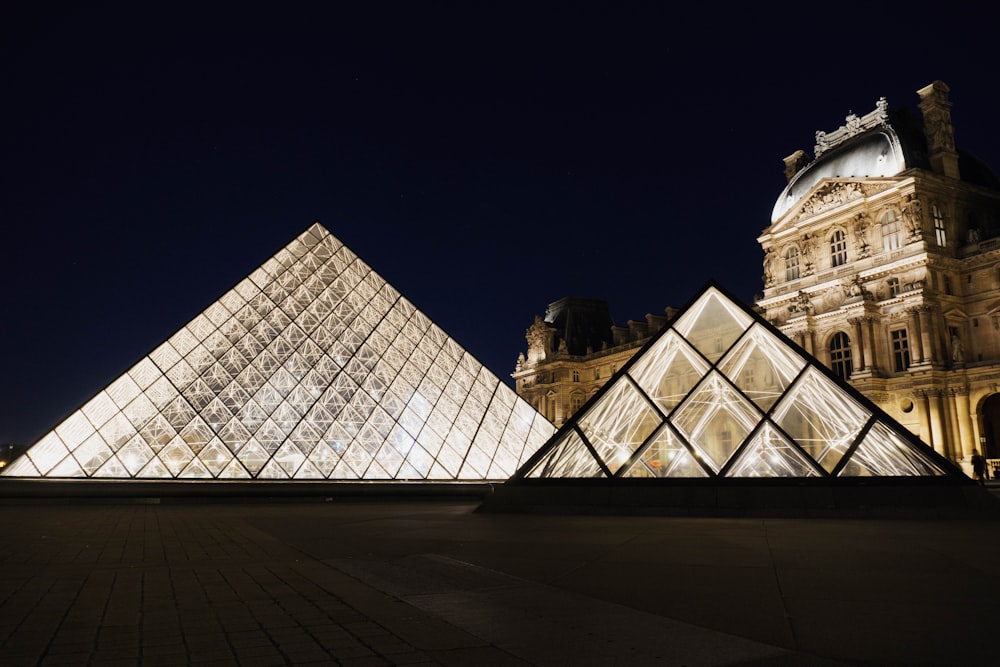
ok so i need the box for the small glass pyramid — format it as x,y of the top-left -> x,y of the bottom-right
3,224 -> 555,480
520,283 -> 956,480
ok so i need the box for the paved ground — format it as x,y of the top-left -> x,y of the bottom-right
1,496 -> 999,666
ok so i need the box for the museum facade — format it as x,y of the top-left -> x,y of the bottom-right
515,82 -> 1000,471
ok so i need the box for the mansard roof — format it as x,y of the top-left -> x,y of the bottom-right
3,223 -> 555,481
771,101 -> 1000,224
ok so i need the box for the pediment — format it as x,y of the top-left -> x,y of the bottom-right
767,179 -> 893,236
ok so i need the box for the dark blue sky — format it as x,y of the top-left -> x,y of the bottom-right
2,2 -> 998,445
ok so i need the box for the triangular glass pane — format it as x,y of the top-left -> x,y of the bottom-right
623,424 -> 708,478
717,323 -> 807,412
258,459 -> 290,479
136,457 -> 172,479
93,456 -> 130,478
577,377 -> 662,473
628,330 -> 711,415
673,287 -> 754,363
840,422 -> 947,477
1,456 -> 39,476
671,371 -> 761,472
526,430 -> 605,478
178,458 -> 213,479
727,421 -> 821,477
218,458 -> 250,479
293,460 -> 325,479
771,367 -> 870,473
48,455 -> 85,478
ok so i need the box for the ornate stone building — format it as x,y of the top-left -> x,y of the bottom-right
756,81 -> 1000,470
515,81 -> 1000,474
512,297 -> 675,426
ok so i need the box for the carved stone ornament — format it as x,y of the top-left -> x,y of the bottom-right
788,291 -> 813,316
814,97 -> 890,157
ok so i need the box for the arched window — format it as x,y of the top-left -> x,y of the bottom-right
932,205 -> 947,246
830,230 -> 848,267
882,210 -> 903,251
784,247 -> 800,281
829,332 -> 853,380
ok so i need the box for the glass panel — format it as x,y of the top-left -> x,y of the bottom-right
629,330 -> 710,415
26,433 -> 70,475
717,323 -> 807,412
526,429 -> 605,478
727,421 -> 820,477
577,377 -> 661,473
671,371 -> 760,472
672,288 -> 753,363
623,424 -> 707,478
840,422 -> 947,477
771,367 -> 870,473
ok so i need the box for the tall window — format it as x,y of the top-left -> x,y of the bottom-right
572,370 -> 580,382
887,277 -> 901,297
882,210 -> 903,251
784,247 -> 800,281
830,230 -> 848,267
891,329 -> 910,372
932,205 -> 947,246
829,332 -> 853,380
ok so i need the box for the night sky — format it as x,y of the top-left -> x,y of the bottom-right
3,3 -> 998,446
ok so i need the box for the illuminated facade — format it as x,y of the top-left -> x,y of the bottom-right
513,297 -> 675,426
3,224 -> 554,480
516,284 -> 956,479
515,82 -> 1000,475
756,82 -> 1000,470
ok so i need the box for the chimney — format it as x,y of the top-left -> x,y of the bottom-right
917,81 -> 961,179
783,150 -> 809,183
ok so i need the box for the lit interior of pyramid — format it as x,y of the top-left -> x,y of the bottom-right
3,224 -> 555,480
524,286 -> 950,479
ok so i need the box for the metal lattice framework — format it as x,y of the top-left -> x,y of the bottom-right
518,284 -> 957,480
4,224 -> 555,480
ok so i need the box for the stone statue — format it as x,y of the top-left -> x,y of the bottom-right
853,212 -> 871,255
762,247 -> 776,286
952,335 -> 965,363
902,195 -> 923,238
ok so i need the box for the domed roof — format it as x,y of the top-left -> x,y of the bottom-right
771,92 -> 1000,224
771,129 -> 905,222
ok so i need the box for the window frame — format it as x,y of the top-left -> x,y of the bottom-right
881,210 -> 903,252
830,229 -> 848,267
829,331 -> 853,380
932,204 -> 947,247
890,328 -> 911,373
784,246 -> 800,281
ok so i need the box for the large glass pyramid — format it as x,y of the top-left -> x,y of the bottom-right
517,283 -> 958,480
3,224 -> 555,480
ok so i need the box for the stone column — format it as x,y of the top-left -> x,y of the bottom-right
954,388 -> 973,460
848,317 -> 866,372
864,316 -> 880,373
915,390 -> 932,447
919,307 -> 936,365
908,308 -> 926,365
928,390 -> 947,458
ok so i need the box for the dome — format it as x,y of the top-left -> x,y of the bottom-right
771,129 -> 906,222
